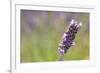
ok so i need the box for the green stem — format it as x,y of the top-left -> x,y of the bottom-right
59,54 -> 64,61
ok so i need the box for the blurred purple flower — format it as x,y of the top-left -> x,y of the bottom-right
58,19 -> 82,56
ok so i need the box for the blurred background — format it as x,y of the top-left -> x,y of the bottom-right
20,10 -> 89,63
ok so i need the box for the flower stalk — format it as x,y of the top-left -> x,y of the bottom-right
58,19 -> 82,61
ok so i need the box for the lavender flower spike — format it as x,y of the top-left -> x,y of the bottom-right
58,19 -> 82,57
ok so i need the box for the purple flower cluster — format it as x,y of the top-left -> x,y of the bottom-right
58,19 -> 82,55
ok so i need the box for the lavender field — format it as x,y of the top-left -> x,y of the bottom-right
20,10 -> 89,63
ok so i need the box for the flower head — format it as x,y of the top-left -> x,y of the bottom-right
58,19 -> 82,55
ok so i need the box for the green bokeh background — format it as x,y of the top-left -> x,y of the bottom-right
20,10 -> 89,63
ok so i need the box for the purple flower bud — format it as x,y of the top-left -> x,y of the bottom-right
58,19 -> 82,55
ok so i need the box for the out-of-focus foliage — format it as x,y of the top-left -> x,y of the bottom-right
20,10 -> 89,63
